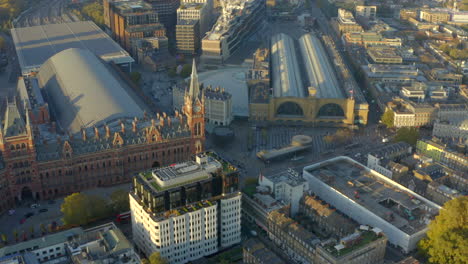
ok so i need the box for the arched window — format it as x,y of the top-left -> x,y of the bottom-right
21,143 -> 26,149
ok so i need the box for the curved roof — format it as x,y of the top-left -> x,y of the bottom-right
271,33 -> 305,98
37,48 -> 144,134
299,34 -> 343,99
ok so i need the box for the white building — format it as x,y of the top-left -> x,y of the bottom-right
130,152 -> 242,264
0,223 -> 139,264
303,156 -> 441,253
432,104 -> 468,141
258,168 -> 308,216
355,5 -> 377,19
204,86 -> 233,126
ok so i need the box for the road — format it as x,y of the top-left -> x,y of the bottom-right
14,0 -> 79,28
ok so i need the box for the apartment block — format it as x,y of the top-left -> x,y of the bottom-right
176,20 -> 200,54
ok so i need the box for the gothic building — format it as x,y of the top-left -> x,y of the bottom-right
0,49 -> 205,214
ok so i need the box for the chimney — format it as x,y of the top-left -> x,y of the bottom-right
167,117 -> 171,126
151,118 -> 156,127
105,124 -> 111,138
94,126 -> 100,139
81,128 -> 87,141
175,110 -> 179,118
143,111 -> 148,120
120,122 -> 125,134
163,112 -> 167,118
156,113 -> 160,119
132,120 -> 137,133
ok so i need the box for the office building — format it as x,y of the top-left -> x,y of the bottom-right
258,168 -> 308,216
176,20 -> 200,54
177,0 -> 212,36
0,223 -> 139,264
303,156 -> 441,253
388,100 -> 436,127
355,5 -> 377,19
420,9 -> 450,23
336,9 -> 363,34
107,0 -> 165,52
429,68 -> 463,84
363,64 -> 420,84
201,0 -> 266,63
147,0 -> 181,28
343,32 -> 402,47
0,48 -> 205,216
130,152 -> 241,263
367,47 -> 403,64
242,193 -> 287,229
204,86 -> 233,126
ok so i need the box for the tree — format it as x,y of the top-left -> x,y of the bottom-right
61,193 -> 90,226
130,71 -> 141,85
180,64 -> 192,78
141,259 -> 150,264
110,189 -> 130,213
149,252 -> 169,264
419,196 -> 468,264
12,230 -> 18,243
393,127 -> 419,145
380,110 -> 394,128
1,233 -> 7,245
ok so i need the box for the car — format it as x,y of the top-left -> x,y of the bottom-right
24,212 -> 34,218
8,209 -> 15,215
30,203 -> 39,209
19,218 -> 26,224
39,208 -> 48,213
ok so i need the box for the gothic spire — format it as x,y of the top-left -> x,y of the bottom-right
188,59 -> 199,100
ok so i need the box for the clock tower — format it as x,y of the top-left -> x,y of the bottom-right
183,59 -> 205,154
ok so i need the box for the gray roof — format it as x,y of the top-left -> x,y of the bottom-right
11,21 -> 134,75
37,48 -> 145,134
299,34 -> 344,99
271,33 -> 305,98
3,102 -> 27,137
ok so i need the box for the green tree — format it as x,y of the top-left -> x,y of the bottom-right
141,259 -> 150,264
12,229 -> 18,243
419,196 -> 468,264
87,195 -> 111,221
149,252 -> 169,264
130,71 -> 141,85
1,233 -> 7,245
380,110 -> 394,128
393,127 -> 419,145
81,1 -> 104,26
61,193 -> 90,226
168,67 -> 177,78
180,63 -> 192,78
110,189 -> 130,213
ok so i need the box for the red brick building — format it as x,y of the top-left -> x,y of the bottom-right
0,49 -> 204,214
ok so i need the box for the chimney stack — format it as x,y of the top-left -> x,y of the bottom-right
120,121 -> 125,134
167,117 -> 171,126
151,118 -> 156,127
159,117 -> 164,127
132,120 -> 137,133
94,126 -> 100,139
105,124 -> 111,138
81,128 -> 87,141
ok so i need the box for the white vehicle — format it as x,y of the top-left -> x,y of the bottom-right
382,138 -> 389,143
30,204 -> 39,209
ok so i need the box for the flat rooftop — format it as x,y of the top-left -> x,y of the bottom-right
11,21 -> 134,75
304,158 -> 440,235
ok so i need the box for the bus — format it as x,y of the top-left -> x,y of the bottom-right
116,211 -> 131,223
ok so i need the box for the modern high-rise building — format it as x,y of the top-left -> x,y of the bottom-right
106,0 -> 165,52
177,0 -> 212,36
130,152 -> 241,263
201,0 -> 266,63
176,20 -> 200,54
147,0 -> 181,28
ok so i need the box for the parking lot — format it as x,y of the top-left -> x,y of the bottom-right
0,184 -> 131,244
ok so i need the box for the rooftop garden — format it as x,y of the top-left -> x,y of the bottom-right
206,152 -> 237,174
161,200 -> 215,218
324,231 -> 382,257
